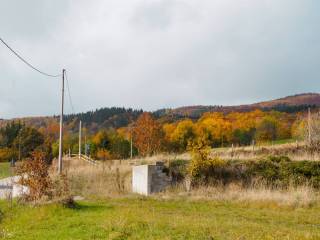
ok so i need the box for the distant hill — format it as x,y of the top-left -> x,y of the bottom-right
1,93 -> 319,130
160,93 -> 320,118
251,93 -> 320,108
63,107 -> 143,130
0,108 -> 143,133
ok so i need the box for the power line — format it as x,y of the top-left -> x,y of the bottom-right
65,71 -> 76,114
0,37 -> 61,78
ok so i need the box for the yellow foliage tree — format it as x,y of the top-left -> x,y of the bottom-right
196,112 -> 232,147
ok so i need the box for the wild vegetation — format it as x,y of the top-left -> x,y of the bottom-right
0,94 -> 319,162
1,96 -> 320,239
1,153 -> 320,239
0,122 -> 50,163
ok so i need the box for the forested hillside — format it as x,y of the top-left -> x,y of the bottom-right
63,107 -> 143,130
1,93 -> 319,130
0,93 -> 319,162
164,93 -> 320,118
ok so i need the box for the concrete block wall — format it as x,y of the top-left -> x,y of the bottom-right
132,162 -> 171,195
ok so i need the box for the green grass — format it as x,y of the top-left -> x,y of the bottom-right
0,198 -> 320,240
0,162 -> 11,179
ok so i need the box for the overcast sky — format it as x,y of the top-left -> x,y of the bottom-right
1,0 -> 319,118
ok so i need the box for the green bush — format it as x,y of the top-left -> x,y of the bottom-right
170,154 -> 320,188
168,159 -> 188,182
246,156 -> 320,187
187,140 -> 226,184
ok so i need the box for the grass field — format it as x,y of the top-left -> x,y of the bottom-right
0,198 -> 319,240
2,147 -> 320,240
0,162 -> 11,179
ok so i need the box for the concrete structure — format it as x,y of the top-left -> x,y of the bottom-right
132,162 -> 171,195
0,176 -> 29,199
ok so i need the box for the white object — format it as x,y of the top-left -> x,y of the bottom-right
132,165 -> 151,195
0,176 -> 29,199
132,163 -> 170,196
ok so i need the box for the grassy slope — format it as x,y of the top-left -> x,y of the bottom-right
0,162 -> 11,179
0,198 -> 319,240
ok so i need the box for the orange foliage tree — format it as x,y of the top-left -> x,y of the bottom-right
133,113 -> 163,156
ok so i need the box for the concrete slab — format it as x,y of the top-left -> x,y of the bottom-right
0,176 -> 29,199
132,162 -> 171,196
132,165 -> 151,195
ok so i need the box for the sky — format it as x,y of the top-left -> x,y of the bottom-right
0,0 -> 320,119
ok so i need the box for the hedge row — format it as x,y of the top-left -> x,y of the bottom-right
168,156 -> 320,188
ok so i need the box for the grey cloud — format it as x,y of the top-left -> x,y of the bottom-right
0,0 -> 319,118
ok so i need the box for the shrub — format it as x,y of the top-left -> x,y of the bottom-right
16,151 -> 53,201
245,156 -> 320,188
0,148 -> 14,162
168,159 -> 188,182
52,173 -> 75,208
170,153 -> 320,188
16,151 -> 73,205
188,139 -> 226,184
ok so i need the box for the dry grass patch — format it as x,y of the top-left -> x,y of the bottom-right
214,142 -> 320,161
161,183 -> 319,208
58,158 -> 132,198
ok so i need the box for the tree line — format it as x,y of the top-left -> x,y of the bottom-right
0,109 -> 314,162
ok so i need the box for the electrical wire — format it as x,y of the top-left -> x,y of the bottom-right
1,37 -> 77,116
0,37 -> 61,78
65,71 -> 76,114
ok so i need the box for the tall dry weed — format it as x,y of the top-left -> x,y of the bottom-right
62,158 -> 132,198
162,182 -> 318,208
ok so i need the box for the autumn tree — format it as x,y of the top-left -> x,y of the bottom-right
0,121 -> 23,148
196,113 -> 232,147
165,120 -> 195,152
91,130 -> 109,158
13,126 -> 44,159
133,112 -> 163,156
232,128 -> 255,146
0,122 -> 46,162
38,119 -> 60,142
96,148 -> 111,160
107,130 -> 133,159
255,116 -> 278,142
291,117 -> 306,140
163,123 -> 178,152
294,112 -> 320,150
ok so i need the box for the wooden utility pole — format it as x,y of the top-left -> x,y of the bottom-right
79,120 -> 82,159
308,107 -> 311,145
130,127 -> 133,159
231,143 -> 234,157
18,135 -> 21,161
84,134 -> 87,156
58,69 -> 65,174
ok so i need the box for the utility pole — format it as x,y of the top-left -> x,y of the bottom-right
308,107 -> 311,145
84,134 -> 87,156
18,135 -> 21,161
231,143 -> 234,158
79,120 -> 82,159
58,69 -> 65,174
130,128 -> 133,159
